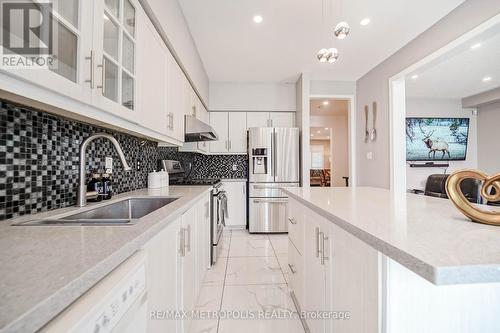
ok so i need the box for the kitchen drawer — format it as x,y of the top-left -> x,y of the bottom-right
288,239 -> 304,307
287,198 -> 304,255
249,197 -> 288,233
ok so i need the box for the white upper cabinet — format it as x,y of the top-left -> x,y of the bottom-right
270,112 -> 295,127
166,52 -> 185,142
92,0 -> 138,121
228,112 -> 248,153
210,112 -> 248,154
209,112 -> 229,153
0,0 -> 94,104
247,112 -> 270,128
179,83 -> 210,153
247,112 -> 295,128
136,5 -> 167,135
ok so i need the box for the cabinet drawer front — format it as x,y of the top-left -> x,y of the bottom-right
288,239 -> 304,307
288,198 -> 304,255
249,198 -> 288,232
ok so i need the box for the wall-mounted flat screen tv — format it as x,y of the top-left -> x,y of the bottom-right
406,117 -> 470,161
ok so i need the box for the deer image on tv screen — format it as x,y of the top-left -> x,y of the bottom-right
406,118 -> 470,161
422,128 -> 451,159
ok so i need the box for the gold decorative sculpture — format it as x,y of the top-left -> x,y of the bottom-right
445,169 -> 500,226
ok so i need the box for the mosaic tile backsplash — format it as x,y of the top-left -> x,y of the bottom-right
0,100 -> 248,220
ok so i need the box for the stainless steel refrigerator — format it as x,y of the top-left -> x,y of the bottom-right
248,127 -> 300,233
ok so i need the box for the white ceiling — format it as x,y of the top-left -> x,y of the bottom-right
310,99 -> 348,116
406,22 -> 500,99
179,0 -> 464,82
311,127 -> 332,140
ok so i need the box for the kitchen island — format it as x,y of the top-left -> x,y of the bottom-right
0,186 -> 212,333
283,186 -> 500,333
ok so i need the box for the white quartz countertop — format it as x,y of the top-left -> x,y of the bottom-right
0,186 -> 211,333
282,186 -> 500,285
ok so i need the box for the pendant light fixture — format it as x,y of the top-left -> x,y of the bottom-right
334,21 -> 350,39
316,0 -> 339,63
333,0 -> 350,39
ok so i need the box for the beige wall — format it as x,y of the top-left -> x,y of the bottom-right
356,0 -> 500,188
477,102 -> 500,174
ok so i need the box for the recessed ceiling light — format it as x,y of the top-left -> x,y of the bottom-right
322,101 -> 329,105
311,134 -> 314,137
253,15 -> 263,24
483,76 -> 492,82
411,74 -> 419,80
360,18 -> 371,26
317,130 -> 321,134
324,128 -> 328,130
470,43 -> 481,50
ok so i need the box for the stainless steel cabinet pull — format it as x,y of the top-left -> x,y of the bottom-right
229,140 -> 232,150
225,140 -> 228,150
85,51 -> 94,89
179,228 -> 185,256
186,224 -> 191,252
315,227 -> 321,258
97,57 -> 106,95
320,233 -> 329,265
288,263 -> 297,274
192,105 -> 196,117
288,217 -> 297,225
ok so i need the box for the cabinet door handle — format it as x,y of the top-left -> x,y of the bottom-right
171,113 -> 174,130
288,217 -> 297,225
288,263 -> 297,274
179,228 -> 185,257
320,233 -> 329,265
85,50 -> 95,89
186,224 -> 191,252
315,227 -> 321,258
229,140 -> 232,150
97,57 -> 106,95
225,140 -> 228,150
192,105 -> 196,117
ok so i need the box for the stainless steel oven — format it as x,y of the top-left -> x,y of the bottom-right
211,182 -> 227,265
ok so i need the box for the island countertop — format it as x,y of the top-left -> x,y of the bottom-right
0,186 -> 211,333
282,186 -> 500,285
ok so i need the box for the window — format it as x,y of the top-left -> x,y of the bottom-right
311,149 -> 324,169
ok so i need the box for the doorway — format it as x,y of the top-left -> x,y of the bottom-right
389,14 -> 500,194
309,98 -> 351,187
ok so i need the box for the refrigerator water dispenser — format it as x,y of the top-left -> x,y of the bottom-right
252,148 -> 268,174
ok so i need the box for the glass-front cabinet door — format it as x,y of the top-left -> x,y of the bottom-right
0,0 -> 94,104
92,0 -> 137,120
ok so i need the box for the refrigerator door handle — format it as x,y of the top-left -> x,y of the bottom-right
273,130 -> 278,182
270,130 -> 274,178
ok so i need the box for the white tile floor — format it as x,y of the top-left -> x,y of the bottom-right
189,230 -> 305,333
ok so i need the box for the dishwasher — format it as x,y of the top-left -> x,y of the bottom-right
41,251 -> 148,333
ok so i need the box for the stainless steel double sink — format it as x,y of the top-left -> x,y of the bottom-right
13,197 -> 179,226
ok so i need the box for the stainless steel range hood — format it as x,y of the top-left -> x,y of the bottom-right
184,115 -> 218,142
